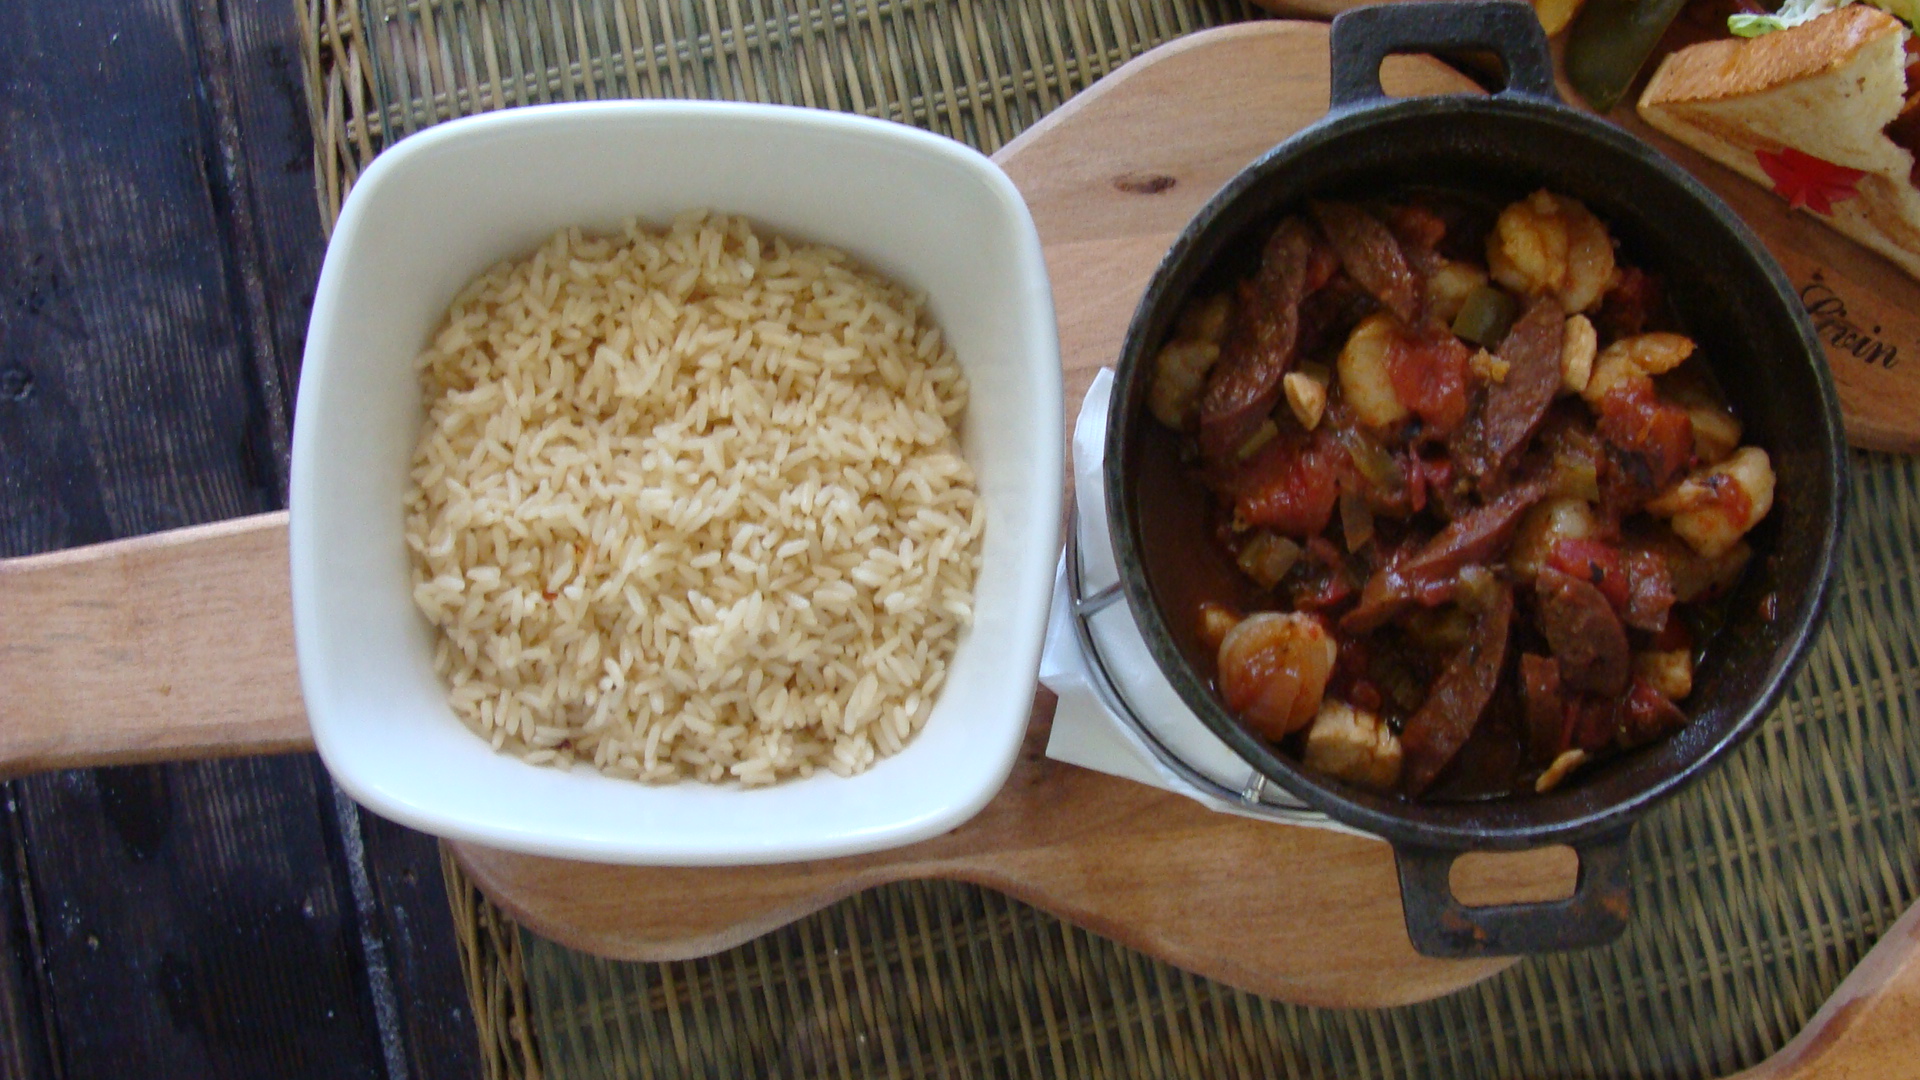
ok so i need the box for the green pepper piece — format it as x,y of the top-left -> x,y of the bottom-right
1451,285 -> 1521,346
1564,0 -> 1692,113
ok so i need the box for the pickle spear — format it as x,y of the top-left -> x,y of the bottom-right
1564,0 -> 1691,112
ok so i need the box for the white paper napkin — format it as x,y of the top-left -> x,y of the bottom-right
1037,370 -> 1366,836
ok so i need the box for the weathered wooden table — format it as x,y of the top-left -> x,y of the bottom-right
0,3 -> 474,1076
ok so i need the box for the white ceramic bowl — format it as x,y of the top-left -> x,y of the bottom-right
290,101 -> 1061,865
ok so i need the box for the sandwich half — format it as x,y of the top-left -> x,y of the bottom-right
1638,5 -> 1920,281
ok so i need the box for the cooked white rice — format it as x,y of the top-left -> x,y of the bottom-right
403,211 -> 982,785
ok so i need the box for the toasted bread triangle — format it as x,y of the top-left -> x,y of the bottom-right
1638,5 -> 1920,281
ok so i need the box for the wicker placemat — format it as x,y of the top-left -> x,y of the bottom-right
302,2 -> 1920,1076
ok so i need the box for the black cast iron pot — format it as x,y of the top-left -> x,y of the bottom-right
1105,0 -> 1846,957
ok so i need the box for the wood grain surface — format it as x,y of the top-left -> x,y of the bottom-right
0,513 -> 308,774
459,710 -> 1559,1008
0,2 -> 476,1078
1733,899 -> 1920,1080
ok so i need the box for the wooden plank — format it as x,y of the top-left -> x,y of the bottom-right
0,3 -> 279,552
0,803 -> 56,1080
187,2 -> 482,1074
358,812 -> 486,1080
0,1 -> 408,1077
188,0 -> 330,487
13,761 -> 391,1078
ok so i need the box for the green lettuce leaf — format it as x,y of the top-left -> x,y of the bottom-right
1727,0 -> 1915,36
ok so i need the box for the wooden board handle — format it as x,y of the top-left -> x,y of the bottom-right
0,511 -> 309,774
1736,899 -> 1920,1080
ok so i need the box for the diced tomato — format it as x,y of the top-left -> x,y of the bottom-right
1597,384 -> 1693,509
1305,534 -> 1346,569
1622,547 -> 1676,633
1562,674 -> 1690,753
1596,266 -> 1661,341
1565,695 -> 1619,753
1293,572 -> 1356,613
1225,430 -> 1341,538
1548,538 -> 1629,612
1622,678 -> 1687,746
1386,330 -> 1470,434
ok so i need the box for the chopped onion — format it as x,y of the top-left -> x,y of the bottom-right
1454,565 -> 1500,612
1331,423 -> 1403,496
1339,489 -> 1375,552
1548,455 -> 1601,503
1236,532 -> 1302,589
1235,419 -> 1278,462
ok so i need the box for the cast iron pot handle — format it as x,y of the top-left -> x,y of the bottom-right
1330,0 -> 1559,111
1392,828 -> 1635,956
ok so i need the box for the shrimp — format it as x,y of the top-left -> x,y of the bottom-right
1647,446 -> 1775,558
1337,313 -> 1410,430
1216,612 -> 1337,740
1583,332 -> 1695,405
1488,190 -> 1617,314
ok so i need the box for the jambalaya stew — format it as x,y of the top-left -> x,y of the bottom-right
1144,190 -> 1774,800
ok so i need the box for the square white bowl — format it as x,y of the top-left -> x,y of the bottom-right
290,101 -> 1062,865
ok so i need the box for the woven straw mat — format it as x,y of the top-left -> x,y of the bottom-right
299,1 -> 1920,1076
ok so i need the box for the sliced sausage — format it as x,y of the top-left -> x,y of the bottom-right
1535,566 -> 1631,696
1309,201 -> 1419,325
1401,584 -> 1514,796
1341,479 -> 1548,634
1198,218 -> 1328,464
1469,297 -> 1566,481
1520,653 -> 1566,765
